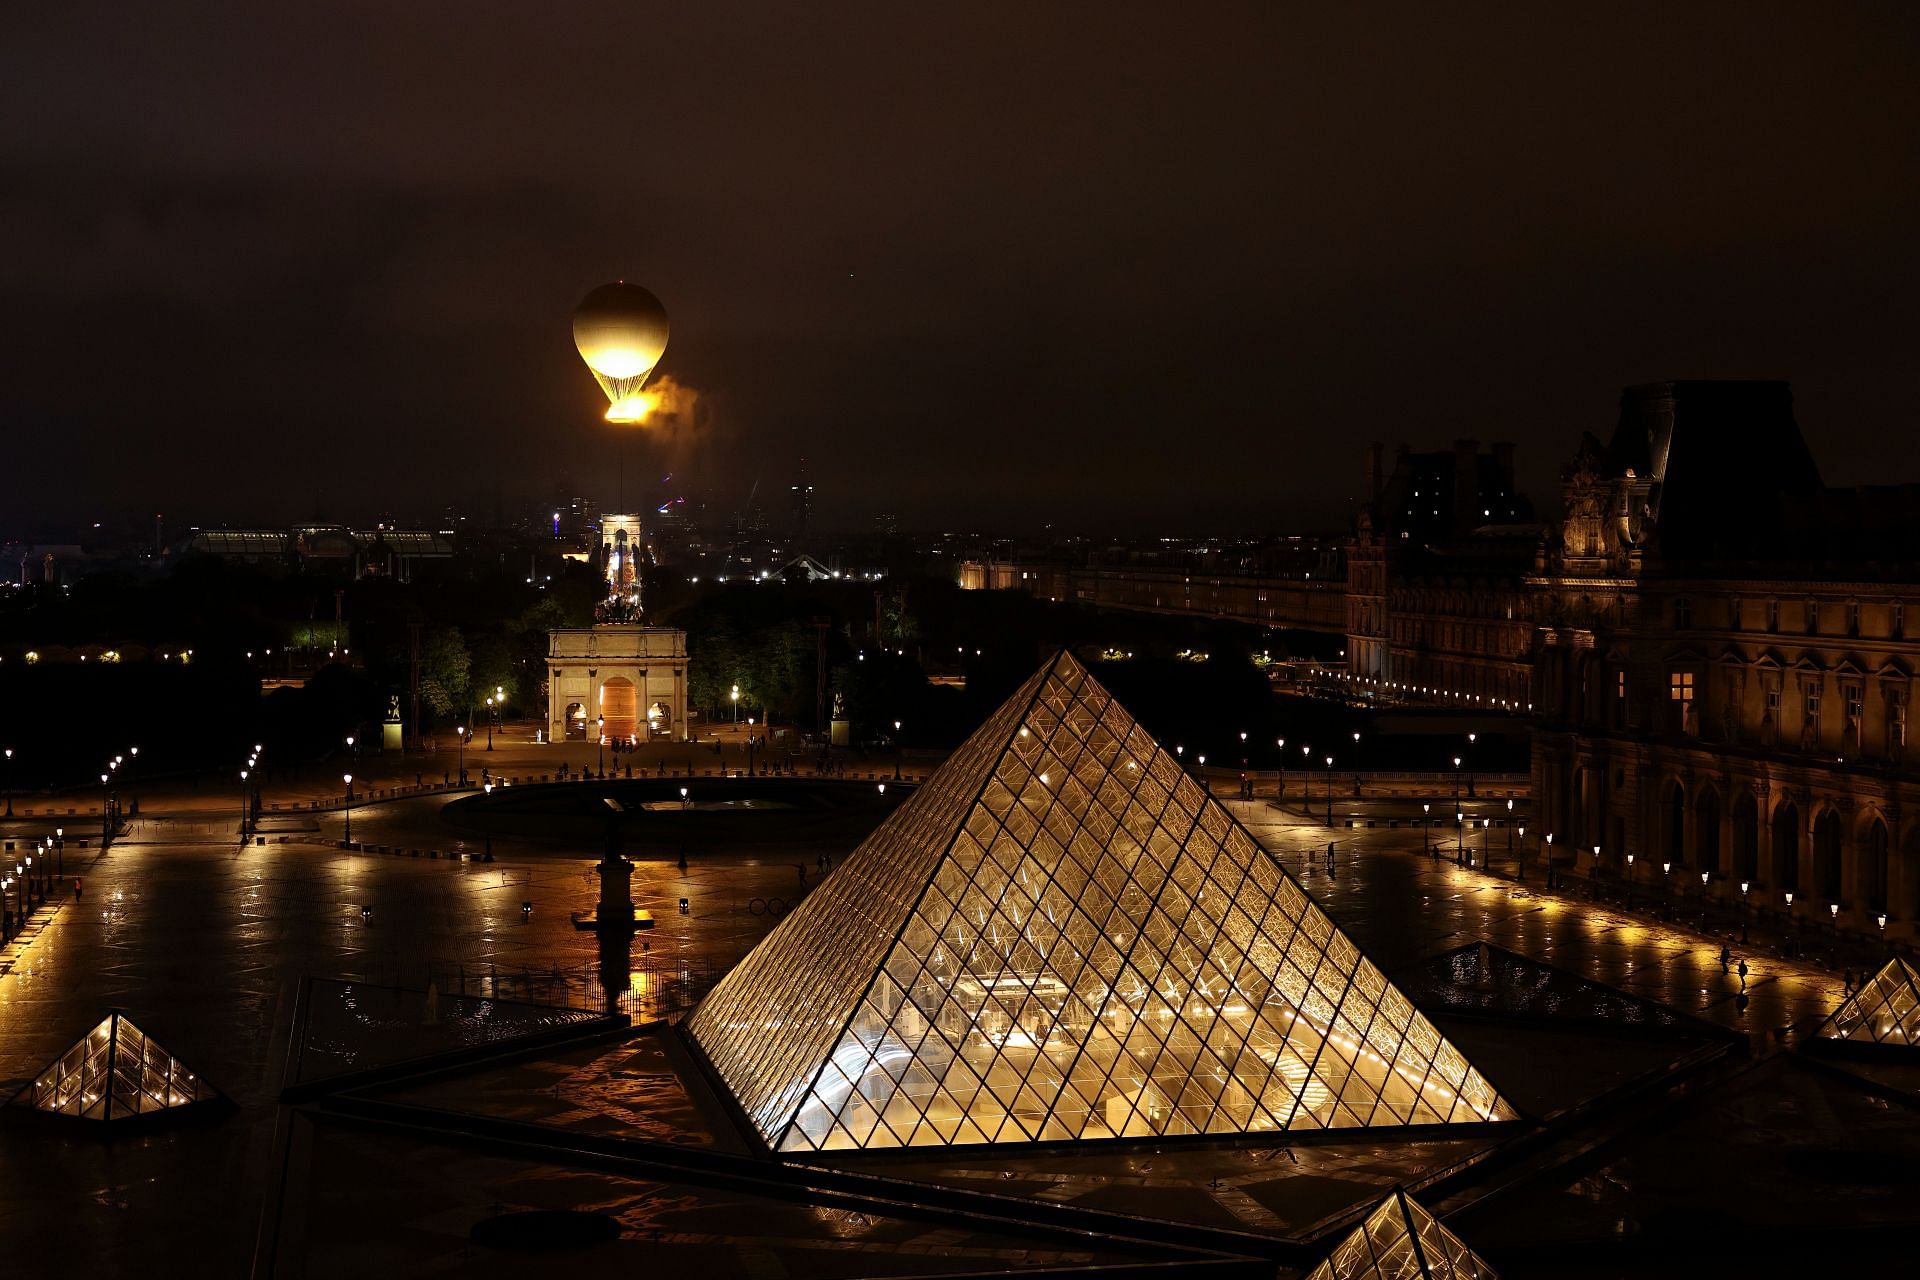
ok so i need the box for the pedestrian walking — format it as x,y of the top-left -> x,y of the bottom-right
1737,958 -> 1749,987
1718,945 -> 1731,974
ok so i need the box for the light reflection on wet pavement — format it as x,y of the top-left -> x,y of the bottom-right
0,790 -> 1855,1273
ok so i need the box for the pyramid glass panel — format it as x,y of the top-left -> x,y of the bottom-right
1818,956 -> 1920,1048
22,1011 -> 217,1121
1305,1188 -> 1498,1280
688,651 -> 1517,1152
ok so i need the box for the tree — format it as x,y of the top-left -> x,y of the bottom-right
419,627 -> 470,721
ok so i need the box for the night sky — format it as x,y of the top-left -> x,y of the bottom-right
4,4 -> 1917,536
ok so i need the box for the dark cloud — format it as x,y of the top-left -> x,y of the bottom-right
3,3 -> 1917,534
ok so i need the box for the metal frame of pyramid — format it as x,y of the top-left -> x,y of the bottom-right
1816,956 -> 1920,1049
688,651 -> 1516,1153
15,1010 -> 220,1121
1305,1187 -> 1497,1280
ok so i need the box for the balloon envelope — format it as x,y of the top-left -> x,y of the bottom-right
574,283 -> 669,421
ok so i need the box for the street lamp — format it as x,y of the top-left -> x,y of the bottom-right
893,719 -> 902,780
239,769 -> 250,838
1506,798 -> 1514,854
486,695 -> 497,750
1480,817 -> 1490,868
1422,802 -> 1431,856
731,685 -> 740,724
1324,754 -> 1334,827
55,827 -> 63,877
343,773 -> 354,844
592,718 -> 602,777
749,717 -> 759,778
2,746 -> 11,817
1465,732 -> 1477,798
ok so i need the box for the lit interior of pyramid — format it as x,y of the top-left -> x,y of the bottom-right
1306,1188 -> 1497,1280
1823,957 -> 1920,1045
690,653 -> 1515,1152
29,1013 -> 213,1120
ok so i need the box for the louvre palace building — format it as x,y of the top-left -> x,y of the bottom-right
1347,382 -> 1920,940
1523,381 -> 1920,937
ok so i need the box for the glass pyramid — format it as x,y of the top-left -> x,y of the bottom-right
1819,957 -> 1920,1048
1305,1188 -> 1497,1280
24,1011 -> 218,1120
688,651 -> 1516,1153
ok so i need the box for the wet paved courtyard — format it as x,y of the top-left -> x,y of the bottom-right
0,786 -> 1858,1275
1,791 -> 1846,1098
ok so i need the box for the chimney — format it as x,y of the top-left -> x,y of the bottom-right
1453,438 -> 1480,528
1363,442 -> 1384,504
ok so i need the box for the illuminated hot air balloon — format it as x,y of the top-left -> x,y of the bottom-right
573,282 -> 669,423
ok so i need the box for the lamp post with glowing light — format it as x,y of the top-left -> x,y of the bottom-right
3,746 -> 13,818
1276,738 -> 1286,799
748,718 -> 758,778
593,718 -> 603,777
893,720 -> 902,781
343,774 -> 354,845
1324,755 -> 1334,827
1422,803 -> 1431,856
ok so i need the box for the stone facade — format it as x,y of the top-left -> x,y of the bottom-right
546,625 -> 689,745
1530,381 -> 1919,938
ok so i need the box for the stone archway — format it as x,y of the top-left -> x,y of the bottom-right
1664,779 -> 1688,868
1813,808 -> 1842,904
1864,818 -> 1890,915
600,677 -> 638,743
1771,800 -> 1800,892
1694,786 -> 1721,875
1731,791 -> 1758,884
564,702 -> 587,741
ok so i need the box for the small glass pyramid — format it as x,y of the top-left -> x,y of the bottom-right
25,1011 -> 217,1120
1306,1188 -> 1497,1280
689,651 -> 1515,1152
1819,957 -> 1920,1048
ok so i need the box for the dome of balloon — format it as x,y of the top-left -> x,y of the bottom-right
573,282 -> 669,422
